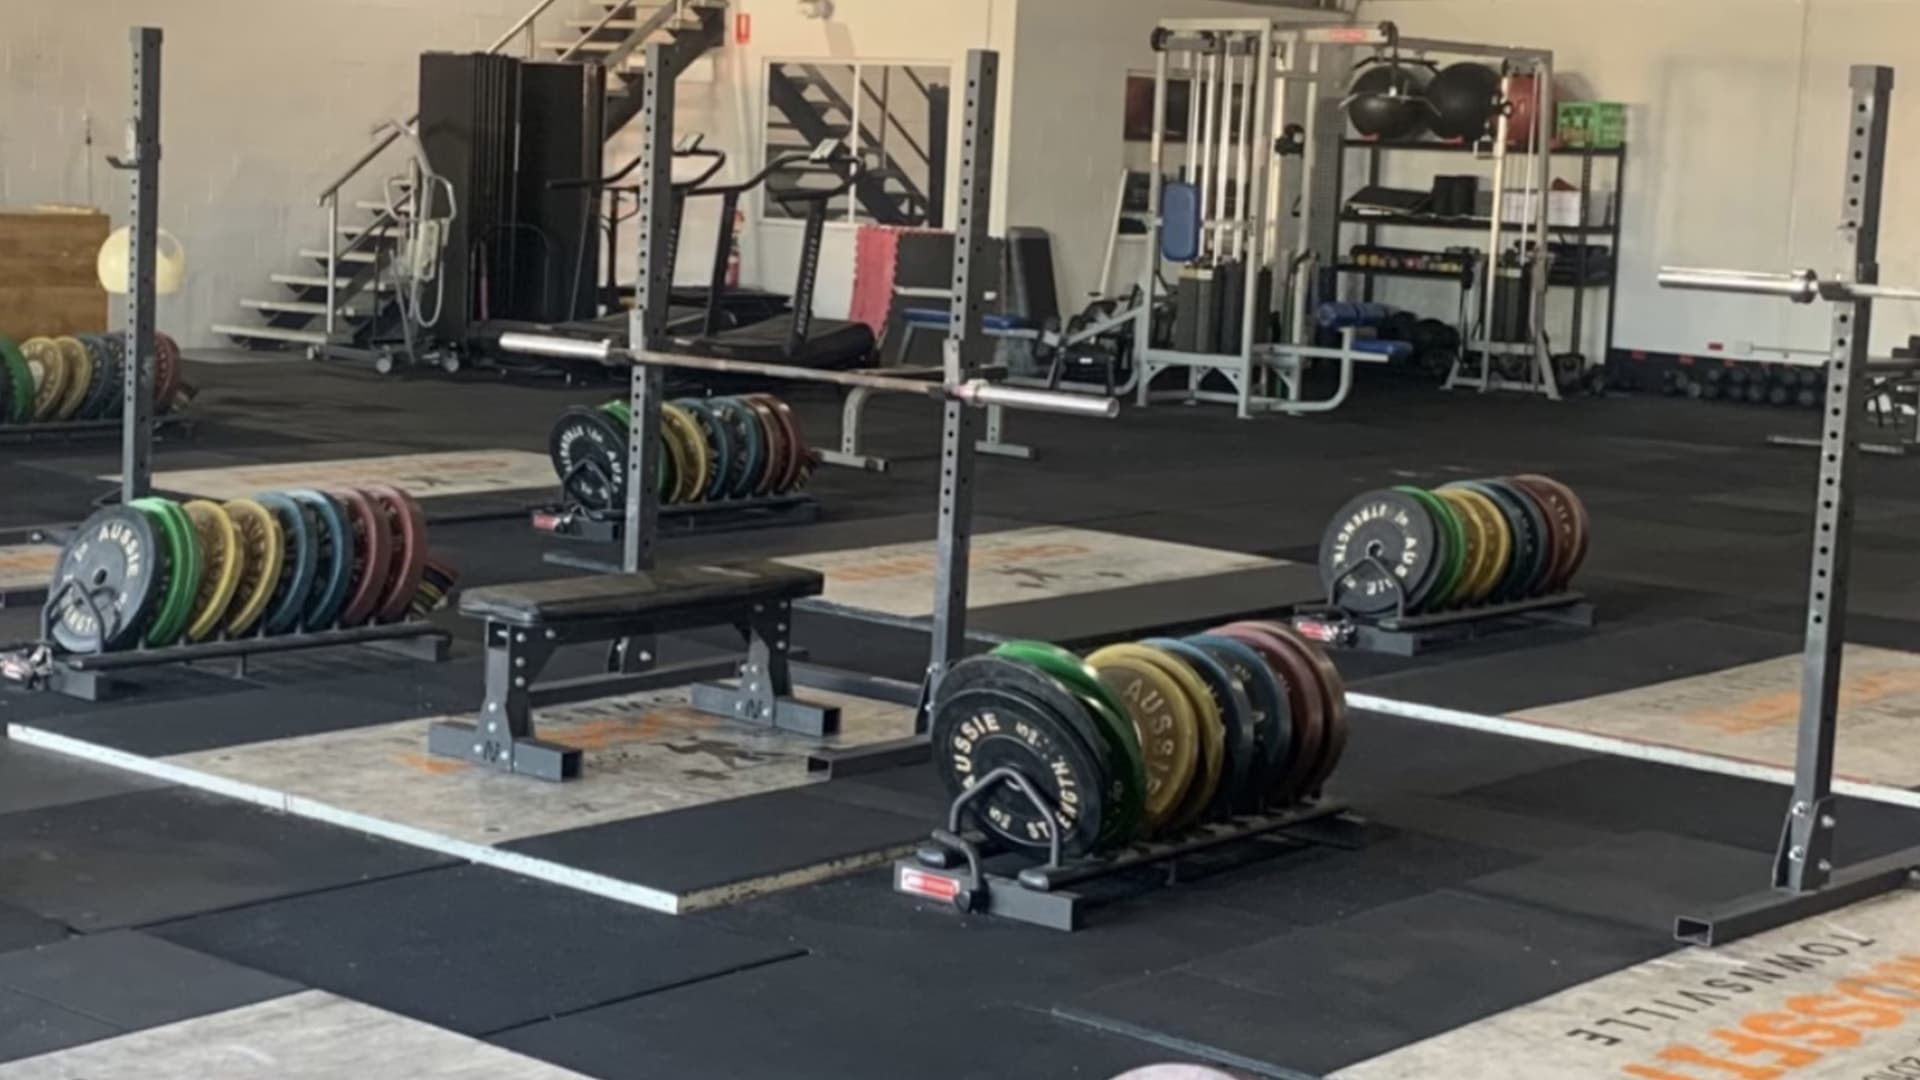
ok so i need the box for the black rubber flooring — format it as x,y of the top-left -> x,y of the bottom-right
3,360 -> 1919,1076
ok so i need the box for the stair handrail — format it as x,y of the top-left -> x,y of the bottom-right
567,0 -> 692,69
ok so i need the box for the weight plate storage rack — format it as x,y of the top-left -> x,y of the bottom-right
894,627 -> 1367,931
1293,473 -> 1596,655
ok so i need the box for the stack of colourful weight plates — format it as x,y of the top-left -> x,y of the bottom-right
1317,474 -> 1589,616
547,392 -> 816,514
0,331 -> 185,425
43,486 -> 446,655
927,630 -> 1350,858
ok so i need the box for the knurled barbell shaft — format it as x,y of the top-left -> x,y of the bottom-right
1659,266 -> 1920,305
495,331 -> 1119,420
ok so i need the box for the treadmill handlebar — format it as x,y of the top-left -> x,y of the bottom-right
550,146 -> 728,193
492,331 -> 1119,420
684,147 -> 855,200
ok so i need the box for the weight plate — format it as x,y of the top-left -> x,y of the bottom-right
180,500 -> 243,643
1430,488 -> 1486,606
257,493 -> 319,636
1085,643 -> 1200,836
990,640 -> 1147,844
45,505 -> 164,654
743,396 -> 787,498
365,484 -> 429,624
221,497 -> 284,637
677,399 -> 734,503
1396,486 -> 1464,611
931,684 -> 1109,858
1186,634 -> 1292,811
21,337 -> 67,422
1319,489 -> 1441,616
0,336 -> 33,423
550,405 -> 628,514
1127,642 -> 1224,832
289,489 -> 354,631
100,334 -> 127,419
154,331 -> 181,412
1443,485 -> 1514,605
711,397 -> 765,500
52,338 -> 92,420
1208,623 -> 1325,806
74,336 -> 116,420
1459,480 -> 1535,602
754,395 -> 811,493
1236,621 -> 1349,798
131,498 -> 201,648
1499,477 -> 1562,596
1513,473 -> 1589,592
410,557 -> 460,618
660,402 -> 709,504
1480,477 -> 1553,598
1144,638 -> 1259,819
331,487 -> 395,628
1434,487 -> 1496,605
936,655 -> 1126,847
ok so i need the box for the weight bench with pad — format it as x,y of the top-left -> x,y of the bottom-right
427,560 -> 840,782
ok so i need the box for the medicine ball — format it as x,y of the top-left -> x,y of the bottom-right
1427,62 -> 1502,141
1346,63 -> 1432,140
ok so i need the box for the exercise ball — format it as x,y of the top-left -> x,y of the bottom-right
1505,74 -> 1542,148
1427,62 -> 1502,141
1346,63 -> 1432,140
97,226 -> 187,295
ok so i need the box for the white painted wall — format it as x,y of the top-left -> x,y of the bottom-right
1352,0 -> 1920,359
647,0 -> 1019,321
0,0 -> 591,348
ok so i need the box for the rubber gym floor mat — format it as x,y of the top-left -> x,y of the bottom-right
1459,831 -> 1769,935
0,902 -> 67,956
1319,709 -> 1594,801
966,562 -> 1325,647
0,788 -> 453,931
0,740 -> 168,815
1332,889 -> 1920,1080
1457,753 -> 1920,861
12,687 -> 437,758
150,866 -> 804,1038
490,952 -> 1166,1080
0,664 -> 257,725
1065,889 -> 1668,1078
1350,617 -> 1803,715
501,785 -> 931,909
0,991 -> 595,1079
117,449 -> 559,503
0,930 -> 299,1045
0,463 -> 102,531
0,988 -> 118,1065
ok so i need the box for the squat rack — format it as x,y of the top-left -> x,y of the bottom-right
493,47 -> 1117,754
1656,65 -> 1920,946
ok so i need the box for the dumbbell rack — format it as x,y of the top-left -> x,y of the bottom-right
894,766 -> 1367,931
21,579 -> 450,702
1295,553 -> 1594,657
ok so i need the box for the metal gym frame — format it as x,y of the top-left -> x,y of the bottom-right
1657,65 -> 1920,946
468,47 -> 1117,774
1132,21 -> 1559,418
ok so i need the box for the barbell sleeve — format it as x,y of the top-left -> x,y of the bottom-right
955,380 -> 1121,419
497,332 -> 615,362
1657,267 -> 1818,301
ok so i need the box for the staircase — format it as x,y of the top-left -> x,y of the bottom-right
212,0 -> 725,352
765,63 -> 946,228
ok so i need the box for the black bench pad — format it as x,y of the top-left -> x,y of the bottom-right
460,561 -> 824,627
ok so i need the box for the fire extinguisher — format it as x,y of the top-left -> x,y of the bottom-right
726,207 -> 744,289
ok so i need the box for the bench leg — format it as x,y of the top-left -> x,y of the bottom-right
818,386 -> 891,473
690,601 -> 841,737
976,403 -> 1035,461
427,622 -> 582,782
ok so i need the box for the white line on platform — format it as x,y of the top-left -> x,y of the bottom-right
7,723 -> 684,915
1348,693 -> 1920,811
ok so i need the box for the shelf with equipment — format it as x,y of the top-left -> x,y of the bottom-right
1333,139 -> 1629,373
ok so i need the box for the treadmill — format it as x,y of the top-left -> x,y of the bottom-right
669,140 -> 877,370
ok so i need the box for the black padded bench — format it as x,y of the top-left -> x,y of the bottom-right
427,560 -> 841,781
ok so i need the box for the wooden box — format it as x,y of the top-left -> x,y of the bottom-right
0,208 -> 110,338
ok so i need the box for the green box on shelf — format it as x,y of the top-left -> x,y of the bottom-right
1558,101 -> 1627,148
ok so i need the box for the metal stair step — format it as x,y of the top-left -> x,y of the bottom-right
271,273 -> 394,292
337,223 -> 400,239
240,298 -> 369,317
301,248 -> 377,264
210,323 -> 330,346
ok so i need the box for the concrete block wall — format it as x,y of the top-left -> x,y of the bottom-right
0,0 -> 577,348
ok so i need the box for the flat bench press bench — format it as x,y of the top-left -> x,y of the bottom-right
427,560 -> 840,781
